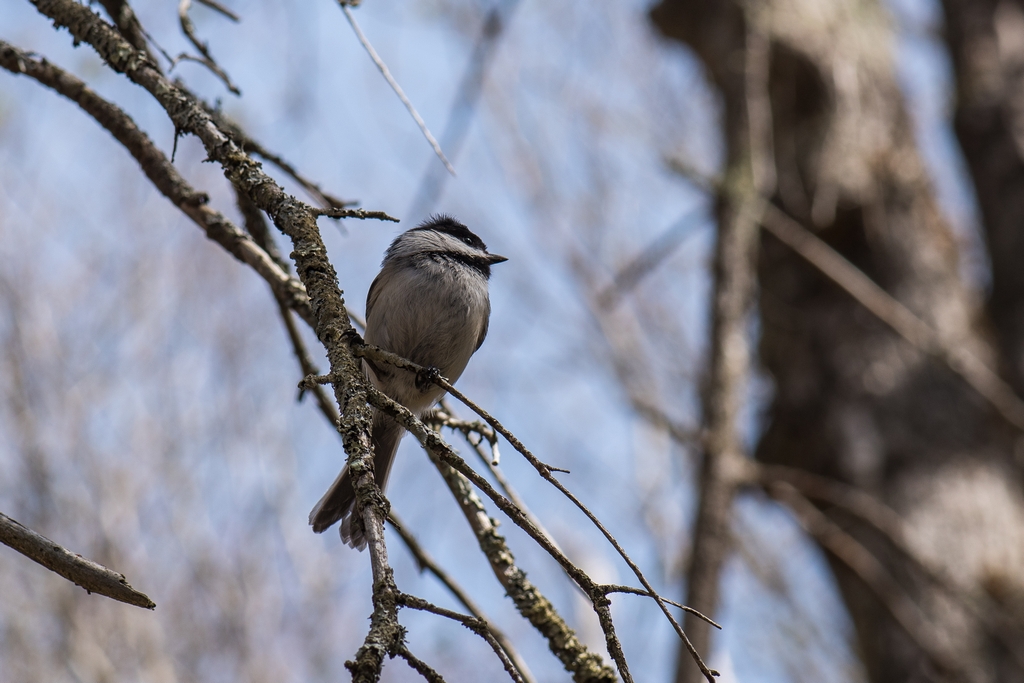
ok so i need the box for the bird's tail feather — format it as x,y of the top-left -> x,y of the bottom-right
308,414 -> 403,550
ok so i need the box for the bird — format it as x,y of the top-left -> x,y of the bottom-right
308,215 -> 507,549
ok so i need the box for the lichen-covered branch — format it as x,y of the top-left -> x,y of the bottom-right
25,2 -> 400,677
427,454 -> 616,683
354,342 -> 715,681
356,382 -> 632,681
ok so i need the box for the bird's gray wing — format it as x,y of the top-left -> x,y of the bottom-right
363,268 -> 392,380
474,297 -> 492,351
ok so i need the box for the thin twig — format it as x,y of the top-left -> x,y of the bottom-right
398,593 -> 524,683
176,0 -> 240,94
337,1 -> 455,176
396,646 -> 447,683
428,403 -> 499,463
408,0 -> 520,216
195,0 -> 239,22
316,206 -> 399,222
599,585 -> 721,629
0,511 -> 155,609
436,399 -> 560,553
386,513 -> 537,683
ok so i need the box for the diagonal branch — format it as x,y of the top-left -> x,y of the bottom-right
337,1 -> 454,176
669,159 -> 1024,433
408,0 -> 521,216
0,40 -> 312,326
0,511 -> 155,609
595,205 -> 707,309
434,399 -> 560,552
387,513 -> 537,683
177,0 -> 240,95
398,593 -> 524,683
396,645 -> 447,683
423,450 -> 616,683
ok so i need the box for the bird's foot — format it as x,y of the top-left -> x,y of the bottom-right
416,366 -> 442,392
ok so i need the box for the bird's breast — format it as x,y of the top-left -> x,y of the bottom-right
364,263 -> 489,392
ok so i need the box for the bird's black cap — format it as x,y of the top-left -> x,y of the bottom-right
413,214 -> 488,252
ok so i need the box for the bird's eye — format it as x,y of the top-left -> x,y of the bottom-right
463,237 -> 474,245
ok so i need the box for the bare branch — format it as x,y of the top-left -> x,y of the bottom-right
396,646 -> 447,683
0,511 -> 155,610
398,593 -> 524,683
409,0 -> 521,216
435,398 -> 560,552
599,585 -> 721,629
336,1 -> 455,176
0,41 -> 312,326
387,513 -> 537,683
177,0 -> 241,95
423,453 -> 616,683
195,0 -> 239,22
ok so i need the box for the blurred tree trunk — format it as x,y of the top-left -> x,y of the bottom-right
651,2 -> 1024,683
941,0 -> 1024,395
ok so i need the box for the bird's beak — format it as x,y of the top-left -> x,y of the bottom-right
486,253 -> 509,264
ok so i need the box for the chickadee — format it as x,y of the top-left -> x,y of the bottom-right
309,215 -> 507,549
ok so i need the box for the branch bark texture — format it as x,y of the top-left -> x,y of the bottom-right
0,511 -> 154,609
